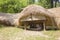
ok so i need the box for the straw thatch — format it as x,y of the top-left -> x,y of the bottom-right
14,5 -> 57,29
0,12 -> 22,26
0,13 -> 17,25
0,5 -> 60,29
48,7 -> 60,29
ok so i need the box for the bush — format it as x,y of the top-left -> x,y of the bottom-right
0,0 -> 26,13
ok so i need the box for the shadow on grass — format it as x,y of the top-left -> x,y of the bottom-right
21,28 -> 59,31
0,24 -> 15,28
0,24 -> 59,32
0,24 -> 5,28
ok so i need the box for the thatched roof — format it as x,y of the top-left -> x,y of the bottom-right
0,13 -> 21,25
17,5 -> 54,20
0,4 -> 60,27
48,7 -> 60,27
11,5 -> 55,26
48,7 -> 60,17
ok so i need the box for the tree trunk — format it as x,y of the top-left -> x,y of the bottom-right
51,0 -> 53,8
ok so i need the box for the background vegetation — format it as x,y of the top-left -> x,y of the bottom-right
0,0 -> 60,13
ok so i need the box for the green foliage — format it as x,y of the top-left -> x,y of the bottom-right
27,0 -> 51,8
0,0 -> 52,13
0,0 -> 28,13
37,0 -> 51,8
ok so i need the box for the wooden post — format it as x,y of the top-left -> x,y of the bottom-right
43,22 -> 46,31
24,24 -> 27,30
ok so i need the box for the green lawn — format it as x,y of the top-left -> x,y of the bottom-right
0,26 -> 60,40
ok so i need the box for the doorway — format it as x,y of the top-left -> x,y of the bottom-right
29,22 -> 44,31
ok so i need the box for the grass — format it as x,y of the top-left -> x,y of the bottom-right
0,25 -> 60,40
43,30 -> 60,40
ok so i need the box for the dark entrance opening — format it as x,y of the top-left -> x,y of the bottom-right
29,22 -> 44,31
21,20 -> 45,31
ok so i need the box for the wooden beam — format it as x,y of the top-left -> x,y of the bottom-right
24,24 -> 27,30
43,22 -> 46,31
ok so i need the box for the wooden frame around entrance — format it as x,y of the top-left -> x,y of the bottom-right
21,20 -> 46,31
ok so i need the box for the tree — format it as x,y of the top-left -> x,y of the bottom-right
0,0 -> 28,13
0,0 -> 58,13
28,0 -> 35,4
55,0 -> 59,7
37,0 -> 51,8
50,0 -> 53,8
